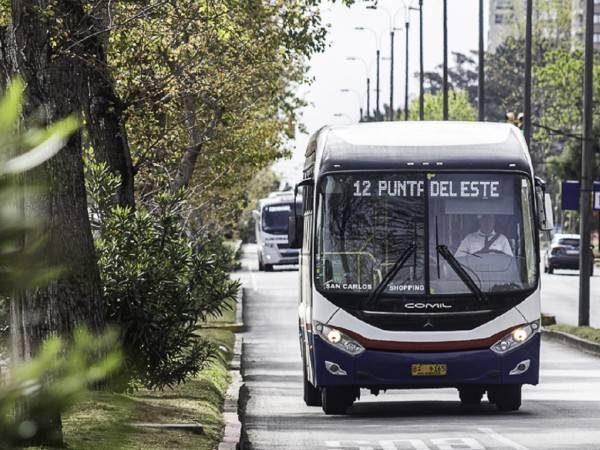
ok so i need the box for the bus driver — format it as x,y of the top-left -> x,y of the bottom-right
455,214 -> 513,256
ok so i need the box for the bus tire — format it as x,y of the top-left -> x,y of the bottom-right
258,258 -> 264,271
488,385 -> 521,411
264,264 -> 273,272
458,386 -> 485,405
321,387 -> 356,415
303,366 -> 321,407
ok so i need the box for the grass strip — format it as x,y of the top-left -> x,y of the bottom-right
61,326 -> 235,449
546,324 -> 600,344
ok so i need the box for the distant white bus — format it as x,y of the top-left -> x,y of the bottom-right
289,121 -> 554,415
252,192 -> 302,271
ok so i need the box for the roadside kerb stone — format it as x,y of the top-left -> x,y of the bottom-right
542,328 -> 600,357
218,287 -> 245,450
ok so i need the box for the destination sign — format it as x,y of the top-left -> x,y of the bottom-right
352,179 -> 501,199
265,205 -> 291,212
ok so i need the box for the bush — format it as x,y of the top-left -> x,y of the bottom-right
95,201 -> 240,391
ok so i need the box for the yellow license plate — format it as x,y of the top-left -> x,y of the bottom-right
411,363 -> 447,377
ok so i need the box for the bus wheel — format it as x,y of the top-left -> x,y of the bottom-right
488,385 -> 521,411
303,366 -> 321,407
258,258 -> 264,271
321,387 -> 356,415
458,386 -> 485,405
264,264 -> 273,272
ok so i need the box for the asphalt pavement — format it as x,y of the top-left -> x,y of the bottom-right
219,256 -> 600,450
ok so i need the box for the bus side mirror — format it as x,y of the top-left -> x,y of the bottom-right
539,193 -> 554,231
535,177 -> 554,232
252,209 -> 259,221
288,215 -> 303,249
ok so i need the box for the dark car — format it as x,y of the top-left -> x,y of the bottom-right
544,233 -> 594,275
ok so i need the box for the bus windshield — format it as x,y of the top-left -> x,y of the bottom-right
315,172 -> 537,299
262,203 -> 298,234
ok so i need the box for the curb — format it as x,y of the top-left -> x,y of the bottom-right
542,328 -> 600,357
218,336 -> 243,450
218,288 -> 245,450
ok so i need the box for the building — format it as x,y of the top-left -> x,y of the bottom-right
487,0 -> 600,53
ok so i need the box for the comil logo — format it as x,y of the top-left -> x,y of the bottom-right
405,302 -> 452,310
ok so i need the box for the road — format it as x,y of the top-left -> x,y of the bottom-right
236,244 -> 600,450
539,266 -> 600,327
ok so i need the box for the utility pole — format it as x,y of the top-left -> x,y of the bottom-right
404,19 -> 410,121
524,0 -> 532,146
442,0 -> 448,120
579,0 -> 594,326
419,0 -> 424,120
390,29 -> 395,121
478,0 -> 484,121
376,49 -> 381,121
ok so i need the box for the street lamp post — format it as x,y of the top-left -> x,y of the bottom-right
367,5 -> 404,121
404,19 -> 410,121
443,0 -> 448,121
346,56 -> 371,121
355,26 -> 382,121
478,0 -> 485,121
408,2 -> 423,120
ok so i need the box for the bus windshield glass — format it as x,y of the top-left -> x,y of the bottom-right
315,173 -> 537,299
262,203 -> 298,234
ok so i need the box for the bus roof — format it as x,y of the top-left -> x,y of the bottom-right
257,193 -> 300,211
306,121 -> 533,176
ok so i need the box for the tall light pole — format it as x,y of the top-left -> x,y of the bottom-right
478,0 -> 485,121
367,6 -> 403,121
404,18 -> 410,120
442,0 -> 449,121
355,26 -> 382,121
524,0 -> 532,146
409,2 -> 424,120
418,0 -> 424,120
579,0 -> 594,326
340,88 -> 364,122
346,56 -> 371,121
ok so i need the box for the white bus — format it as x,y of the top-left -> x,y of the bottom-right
289,121 -> 553,415
252,192 -> 302,271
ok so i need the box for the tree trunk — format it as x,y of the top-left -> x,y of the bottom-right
5,0 -> 107,445
80,2 -> 136,209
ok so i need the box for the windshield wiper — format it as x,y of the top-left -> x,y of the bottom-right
436,244 -> 487,303
365,243 -> 416,306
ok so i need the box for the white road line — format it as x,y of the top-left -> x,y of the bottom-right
478,428 -> 529,450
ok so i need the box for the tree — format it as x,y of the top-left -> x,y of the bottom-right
421,51 -> 479,106
0,3 -> 108,444
408,90 -> 477,122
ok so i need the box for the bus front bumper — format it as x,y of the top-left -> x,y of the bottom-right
312,333 -> 540,389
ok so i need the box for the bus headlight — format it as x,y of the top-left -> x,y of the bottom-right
315,322 -> 365,356
491,320 -> 540,354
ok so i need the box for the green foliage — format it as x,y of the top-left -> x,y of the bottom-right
547,324 -> 600,344
408,90 -> 477,121
421,51 -> 479,106
94,195 -> 240,391
0,78 -> 120,448
0,329 -> 121,448
534,48 -> 600,181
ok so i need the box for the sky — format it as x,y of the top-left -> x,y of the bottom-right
273,0 -> 489,187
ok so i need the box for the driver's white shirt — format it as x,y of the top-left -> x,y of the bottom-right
455,230 -> 513,256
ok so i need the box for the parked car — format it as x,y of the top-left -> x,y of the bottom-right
543,233 -> 594,275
